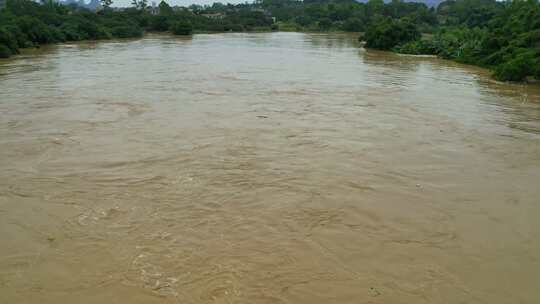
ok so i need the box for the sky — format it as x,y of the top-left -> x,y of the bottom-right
112,0 -> 251,6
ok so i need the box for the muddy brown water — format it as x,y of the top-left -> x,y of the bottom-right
1,33 -> 539,304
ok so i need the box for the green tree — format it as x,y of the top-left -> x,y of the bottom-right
318,18 -> 332,31
363,17 -> 420,50
100,0 -> 113,9
132,0 -> 147,10
158,0 -> 173,15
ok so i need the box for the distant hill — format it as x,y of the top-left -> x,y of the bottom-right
60,0 -> 101,11
408,0 -> 444,7
357,0 -> 445,8
56,0 -> 446,11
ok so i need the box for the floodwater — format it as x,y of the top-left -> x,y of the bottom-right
1,32 -> 539,304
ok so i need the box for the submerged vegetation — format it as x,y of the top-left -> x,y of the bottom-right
386,0 -> 540,82
0,0 -> 538,81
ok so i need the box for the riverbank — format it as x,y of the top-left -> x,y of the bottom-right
361,39 -> 540,84
391,40 -> 540,84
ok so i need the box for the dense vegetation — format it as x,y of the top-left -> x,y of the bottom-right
390,0 -> 540,82
0,0 -> 274,59
0,0 -> 144,58
0,0 -> 538,81
363,17 -> 420,49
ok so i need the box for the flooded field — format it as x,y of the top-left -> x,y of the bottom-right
0,32 -> 539,304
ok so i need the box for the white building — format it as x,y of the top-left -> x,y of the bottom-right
148,1 -> 159,15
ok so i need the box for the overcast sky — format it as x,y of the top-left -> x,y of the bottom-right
112,0 -> 252,6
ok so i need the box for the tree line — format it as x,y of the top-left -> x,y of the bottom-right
0,0 -> 275,59
360,0 -> 540,82
0,0 -> 538,81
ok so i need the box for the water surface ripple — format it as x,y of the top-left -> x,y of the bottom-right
1,32 -> 540,304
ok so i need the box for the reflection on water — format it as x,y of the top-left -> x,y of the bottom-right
1,32 -> 539,304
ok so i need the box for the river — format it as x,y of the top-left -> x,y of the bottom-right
1,32 -> 539,304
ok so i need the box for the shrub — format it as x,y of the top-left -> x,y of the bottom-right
394,39 -> 437,55
494,50 -> 537,82
318,18 -> 332,31
171,20 -> 193,35
342,18 -> 364,32
110,25 -> 143,38
224,23 -> 244,32
0,27 -> 20,53
5,25 -> 28,50
295,16 -> 312,27
150,15 -> 170,32
60,22 -> 85,41
0,44 -> 12,58
15,16 -> 56,44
